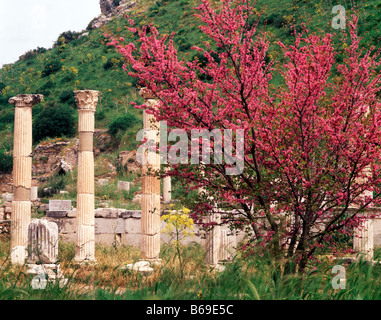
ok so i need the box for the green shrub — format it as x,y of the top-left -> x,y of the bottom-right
42,58 -> 62,77
59,90 -> 76,106
103,57 -> 123,70
53,31 -> 80,48
39,174 -> 72,198
0,151 -> 12,174
108,113 -> 140,137
265,13 -> 285,28
0,111 -> 14,125
33,105 -> 75,143
18,47 -> 46,61
95,110 -> 106,121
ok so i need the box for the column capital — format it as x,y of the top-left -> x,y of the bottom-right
9,94 -> 43,108
74,90 -> 99,111
139,87 -> 156,100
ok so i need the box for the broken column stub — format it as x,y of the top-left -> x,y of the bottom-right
28,219 -> 59,264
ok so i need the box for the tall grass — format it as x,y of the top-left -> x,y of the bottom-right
1,239 -> 381,300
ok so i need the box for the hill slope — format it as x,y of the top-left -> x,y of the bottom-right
0,0 -> 379,172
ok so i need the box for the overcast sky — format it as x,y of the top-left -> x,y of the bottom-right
0,0 -> 101,67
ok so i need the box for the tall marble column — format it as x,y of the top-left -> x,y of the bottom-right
140,88 -> 161,262
9,94 -> 43,265
74,90 -> 99,262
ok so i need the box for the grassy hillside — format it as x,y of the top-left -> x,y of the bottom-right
0,0 -> 379,173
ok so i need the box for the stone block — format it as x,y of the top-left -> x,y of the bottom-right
95,208 -> 121,219
1,193 -> 14,202
121,210 -> 141,219
97,179 -> 110,186
49,200 -> 72,212
96,234 -> 121,245
30,187 -> 38,201
95,218 -> 124,234
46,217 -> 76,235
67,209 -> 77,218
118,181 -> 131,192
47,211 -> 68,218
124,217 -> 141,234
121,233 -> 141,247
123,261 -> 153,275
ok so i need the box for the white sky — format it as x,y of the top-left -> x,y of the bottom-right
0,0 -> 101,67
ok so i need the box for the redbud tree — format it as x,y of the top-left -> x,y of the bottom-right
108,0 -> 381,271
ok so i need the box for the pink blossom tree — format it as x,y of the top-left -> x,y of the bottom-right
107,0 -> 381,271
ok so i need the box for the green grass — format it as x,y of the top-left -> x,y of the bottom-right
1,240 -> 381,300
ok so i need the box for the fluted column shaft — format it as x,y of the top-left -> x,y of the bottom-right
140,88 -> 161,261
74,90 -> 98,262
353,165 -> 374,261
205,213 -> 221,265
163,174 -> 172,203
9,94 -> 43,265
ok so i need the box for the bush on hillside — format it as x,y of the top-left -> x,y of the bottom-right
53,31 -> 80,48
33,105 -> 75,143
108,113 -> 140,137
0,151 -> 12,174
19,47 -> 47,61
42,58 -> 63,77
59,90 -> 76,106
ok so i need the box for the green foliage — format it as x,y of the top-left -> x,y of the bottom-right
0,110 -> 14,129
32,105 -> 75,143
39,173 -> 72,198
59,90 -> 76,106
54,31 -> 80,48
42,57 -> 63,77
18,47 -> 47,61
103,57 -> 123,70
108,113 -> 140,137
0,150 -> 12,174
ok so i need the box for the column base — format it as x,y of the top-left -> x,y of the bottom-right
74,257 -> 97,265
26,263 -> 68,288
139,258 -> 162,266
10,246 -> 27,265
207,263 -> 226,273
122,259 -> 162,275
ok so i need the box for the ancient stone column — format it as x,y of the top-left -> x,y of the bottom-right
353,217 -> 374,261
74,90 -> 99,262
353,166 -> 374,261
9,94 -> 43,265
140,88 -> 161,262
163,174 -> 172,203
220,229 -> 236,262
205,213 -> 221,265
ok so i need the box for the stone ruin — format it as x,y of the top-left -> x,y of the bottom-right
4,88 -> 380,280
26,219 -> 67,286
